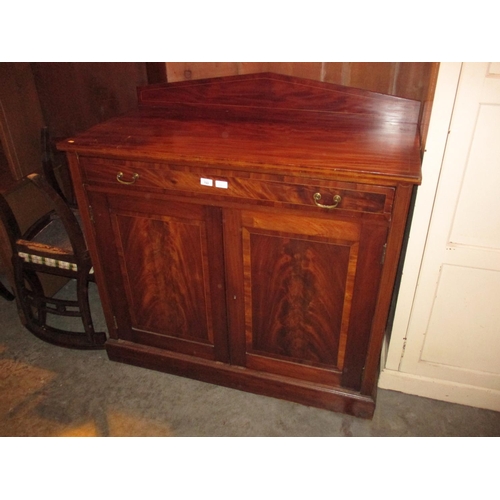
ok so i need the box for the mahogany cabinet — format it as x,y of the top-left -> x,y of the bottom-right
58,73 -> 422,418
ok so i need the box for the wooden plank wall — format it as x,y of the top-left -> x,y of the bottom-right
31,63 -> 150,139
165,62 -> 437,102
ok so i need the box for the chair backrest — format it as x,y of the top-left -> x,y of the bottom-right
0,173 -> 89,265
27,173 -> 89,263
0,177 -> 52,291
40,126 -> 76,206
41,126 -> 67,201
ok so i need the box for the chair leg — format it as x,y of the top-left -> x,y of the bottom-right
13,257 -> 46,328
76,270 -> 106,347
12,258 -> 106,349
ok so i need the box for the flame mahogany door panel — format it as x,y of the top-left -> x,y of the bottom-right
224,208 -> 388,392
87,191 -> 229,363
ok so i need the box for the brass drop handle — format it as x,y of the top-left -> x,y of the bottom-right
313,192 -> 342,209
117,172 -> 139,185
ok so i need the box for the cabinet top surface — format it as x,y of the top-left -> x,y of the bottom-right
58,73 -> 422,184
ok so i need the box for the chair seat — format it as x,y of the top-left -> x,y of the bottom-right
17,251 -> 94,274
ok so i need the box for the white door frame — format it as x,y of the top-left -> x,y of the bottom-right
379,63 -> 500,411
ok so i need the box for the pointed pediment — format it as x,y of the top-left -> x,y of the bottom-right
138,72 -> 420,124
60,72 -> 422,184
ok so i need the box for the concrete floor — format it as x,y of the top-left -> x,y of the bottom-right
1,280 -> 499,437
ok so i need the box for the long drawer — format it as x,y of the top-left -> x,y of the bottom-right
79,156 -> 395,215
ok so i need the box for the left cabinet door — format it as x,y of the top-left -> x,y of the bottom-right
87,190 -> 230,363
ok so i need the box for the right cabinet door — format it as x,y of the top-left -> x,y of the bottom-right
225,208 -> 388,392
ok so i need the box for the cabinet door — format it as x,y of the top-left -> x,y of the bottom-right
224,208 -> 388,391
88,191 -> 229,362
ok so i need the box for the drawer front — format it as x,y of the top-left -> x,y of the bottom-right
79,156 -> 395,215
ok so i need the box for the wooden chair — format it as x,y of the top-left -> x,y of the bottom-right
0,172 -> 106,349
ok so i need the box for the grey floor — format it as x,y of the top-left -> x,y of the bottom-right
1,279 -> 499,437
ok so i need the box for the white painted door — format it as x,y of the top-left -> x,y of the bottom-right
382,63 -> 500,411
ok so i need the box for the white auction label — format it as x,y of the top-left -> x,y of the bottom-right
200,178 -> 213,186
